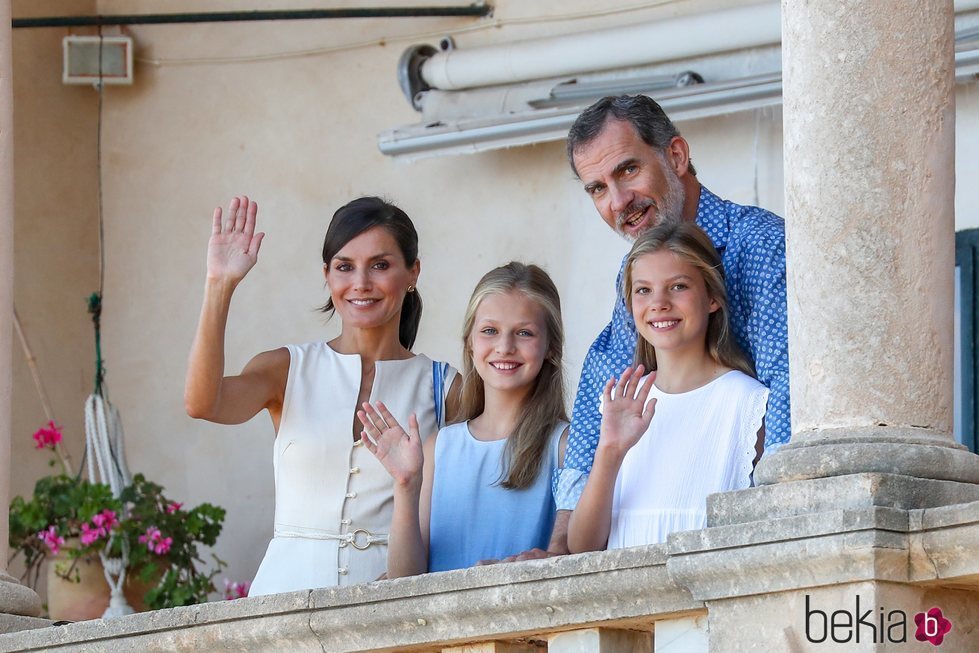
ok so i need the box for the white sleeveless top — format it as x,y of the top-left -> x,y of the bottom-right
250,342 -> 457,596
608,370 -> 768,548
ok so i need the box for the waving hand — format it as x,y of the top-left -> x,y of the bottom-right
359,402 -> 423,489
598,365 -> 657,458
568,365 -> 656,554
207,196 -> 265,285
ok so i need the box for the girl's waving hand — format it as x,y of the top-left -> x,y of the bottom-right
359,401 -> 428,579
359,401 -> 424,490
599,365 -> 657,459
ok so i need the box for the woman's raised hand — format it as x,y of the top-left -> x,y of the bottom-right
598,365 -> 656,459
207,196 -> 265,285
358,401 -> 423,489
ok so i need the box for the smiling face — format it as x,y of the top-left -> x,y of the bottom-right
324,226 -> 419,332
629,250 -> 719,358
467,290 -> 549,397
573,119 -> 686,242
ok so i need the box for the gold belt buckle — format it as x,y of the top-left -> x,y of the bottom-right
350,528 -> 373,550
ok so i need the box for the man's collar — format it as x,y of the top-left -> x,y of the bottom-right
695,186 -> 730,251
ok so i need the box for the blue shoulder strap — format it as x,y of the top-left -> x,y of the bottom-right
432,360 -> 449,429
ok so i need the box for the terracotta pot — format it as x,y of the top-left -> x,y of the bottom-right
46,549 -> 156,621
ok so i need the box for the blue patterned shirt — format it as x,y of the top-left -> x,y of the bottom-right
554,187 -> 789,510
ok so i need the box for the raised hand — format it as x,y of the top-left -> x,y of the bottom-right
358,401 -> 423,489
207,196 -> 265,285
598,365 -> 656,459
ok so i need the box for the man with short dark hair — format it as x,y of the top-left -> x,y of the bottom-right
553,95 -> 789,532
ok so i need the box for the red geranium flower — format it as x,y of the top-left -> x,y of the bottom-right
32,421 -> 62,450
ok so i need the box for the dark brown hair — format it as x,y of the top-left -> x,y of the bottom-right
567,94 -> 697,177
321,197 -> 422,350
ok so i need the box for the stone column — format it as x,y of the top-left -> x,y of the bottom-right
755,0 -> 979,486
0,0 -> 43,623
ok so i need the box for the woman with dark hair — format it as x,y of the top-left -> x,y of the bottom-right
185,195 -> 458,595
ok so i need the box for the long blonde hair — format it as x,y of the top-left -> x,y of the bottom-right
623,222 -> 755,377
459,262 -> 567,490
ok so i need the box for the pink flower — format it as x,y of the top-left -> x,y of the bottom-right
223,579 -> 250,600
79,523 -> 101,545
139,526 -> 172,555
154,537 -> 172,555
165,502 -> 183,514
79,509 -> 119,546
32,421 -> 63,450
91,509 -> 118,530
139,526 -> 159,545
37,526 -> 65,555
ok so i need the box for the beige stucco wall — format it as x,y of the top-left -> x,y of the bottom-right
8,0 -> 99,595
7,0 -> 975,599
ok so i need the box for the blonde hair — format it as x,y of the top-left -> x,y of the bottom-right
623,222 -> 755,377
459,262 -> 567,490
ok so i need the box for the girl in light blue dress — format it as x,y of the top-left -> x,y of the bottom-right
358,262 -> 568,576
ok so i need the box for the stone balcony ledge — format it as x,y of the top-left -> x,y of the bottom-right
1,481 -> 976,652
0,544 -> 701,653
669,477 -> 979,602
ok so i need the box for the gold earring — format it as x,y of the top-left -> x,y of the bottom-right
407,285 -> 415,293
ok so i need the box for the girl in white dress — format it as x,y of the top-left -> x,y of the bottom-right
357,262 -> 569,577
568,222 -> 768,551
185,196 -> 458,595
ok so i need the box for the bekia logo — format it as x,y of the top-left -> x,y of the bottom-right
914,607 -> 952,647
805,595 -> 953,646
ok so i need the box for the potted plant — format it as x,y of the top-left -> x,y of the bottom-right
8,421 -> 229,617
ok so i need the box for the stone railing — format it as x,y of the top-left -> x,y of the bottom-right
1,481 -> 977,652
0,545 -> 705,652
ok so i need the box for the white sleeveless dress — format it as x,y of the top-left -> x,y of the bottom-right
249,342 -> 456,596
607,370 -> 768,548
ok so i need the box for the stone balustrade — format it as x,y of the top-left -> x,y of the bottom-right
0,544 -> 696,652
0,483 -> 976,652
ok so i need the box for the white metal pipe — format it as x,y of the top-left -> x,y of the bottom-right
384,38 -> 979,160
421,3 -> 782,91
420,0 -> 979,92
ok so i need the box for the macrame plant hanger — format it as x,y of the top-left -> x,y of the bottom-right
85,293 -> 134,618
84,25 -> 135,618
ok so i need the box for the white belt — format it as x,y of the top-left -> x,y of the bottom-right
273,526 -> 388,550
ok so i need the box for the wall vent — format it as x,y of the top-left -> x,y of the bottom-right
62,36 -> 133,85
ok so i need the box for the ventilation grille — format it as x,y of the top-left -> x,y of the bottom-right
62,36 -> 133,85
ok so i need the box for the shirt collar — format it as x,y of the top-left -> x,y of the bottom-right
695,185 -> 730,251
